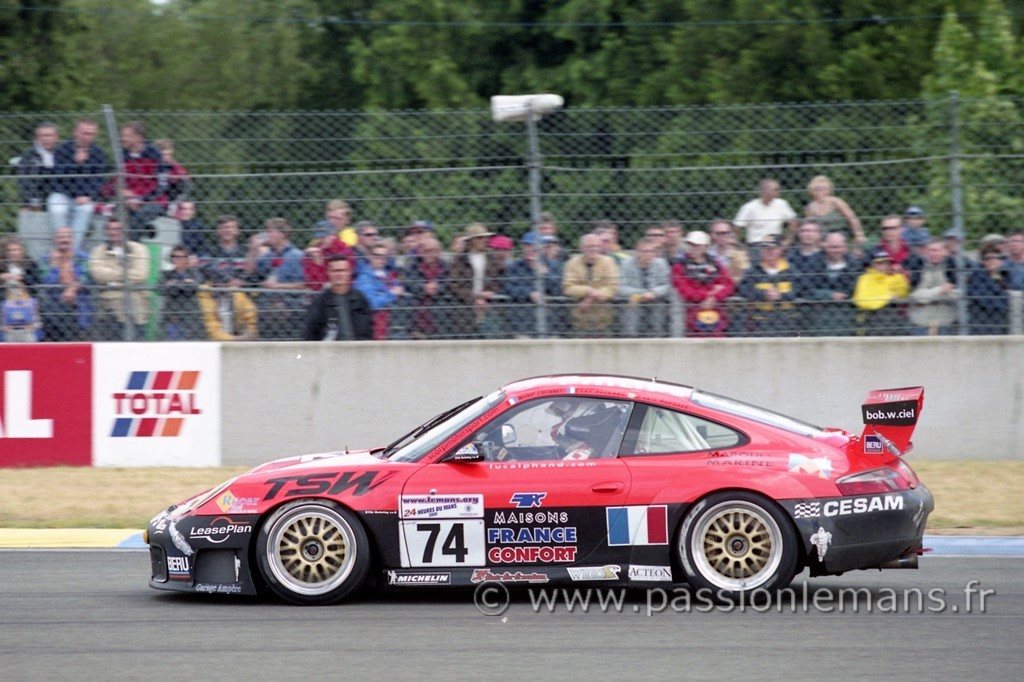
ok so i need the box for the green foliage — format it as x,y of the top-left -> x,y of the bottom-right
917,3 -> 1024,235
3,0 -> 1024,110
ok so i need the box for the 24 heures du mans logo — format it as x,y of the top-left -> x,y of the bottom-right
110,370 -> 201,438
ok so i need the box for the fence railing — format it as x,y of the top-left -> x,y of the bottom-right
4,95 -> 1024,341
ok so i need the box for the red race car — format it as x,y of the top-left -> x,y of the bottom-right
146,375 -> 932,604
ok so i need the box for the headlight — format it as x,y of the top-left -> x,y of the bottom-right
173,476 -> 239,515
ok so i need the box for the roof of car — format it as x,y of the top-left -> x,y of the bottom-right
501,374 -> 695,402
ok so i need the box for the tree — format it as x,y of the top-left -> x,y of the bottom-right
0,0 -> 83,111
919,2 -> 1024,235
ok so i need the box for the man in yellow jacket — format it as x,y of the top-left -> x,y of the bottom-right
563,233 -> 620,336
853,249 -> 909,335
196,270 -> 258,341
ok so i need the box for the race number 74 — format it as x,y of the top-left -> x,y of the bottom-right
400,519 -> 485,567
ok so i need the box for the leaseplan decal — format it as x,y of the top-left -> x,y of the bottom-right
110,370 -> 201,437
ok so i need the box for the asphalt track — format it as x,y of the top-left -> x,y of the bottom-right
0,552 -> 1021,680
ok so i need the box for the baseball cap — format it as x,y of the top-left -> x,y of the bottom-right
904,206 -> 926,217
943,228 -> 964,240
755,234 -> 782,248
408,219 -> 434,233
870,248 -> 892,262
487,234 -> 514,251
521,231 -> 557,246
684,231 -> 710,246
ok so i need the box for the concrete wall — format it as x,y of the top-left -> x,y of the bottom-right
221,337 -> 1024,465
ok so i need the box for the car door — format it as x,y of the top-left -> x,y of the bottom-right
399,396 -> 633,571
616,402 -> 750,572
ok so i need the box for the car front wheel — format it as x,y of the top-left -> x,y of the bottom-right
678,492 -> 799,600
256,500 -> 369,605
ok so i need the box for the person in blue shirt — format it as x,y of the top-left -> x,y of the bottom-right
252,217 -> 307,339
354,244 -> 406,339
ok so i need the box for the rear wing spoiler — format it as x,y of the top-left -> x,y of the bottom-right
859,387 -> 924,456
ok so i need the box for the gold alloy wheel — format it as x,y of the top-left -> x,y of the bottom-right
689,500 -> 784,591
265,506 -> 357,596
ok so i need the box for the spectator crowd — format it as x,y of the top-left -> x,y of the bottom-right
4,120 -> 1022,342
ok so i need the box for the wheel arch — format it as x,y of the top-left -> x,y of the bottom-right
252,496 -> 377,603
668,486 -> 806,581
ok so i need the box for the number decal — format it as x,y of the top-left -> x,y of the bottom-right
441,524 -> 469,563
401,519 -> 485,567
417,523 -> 441,564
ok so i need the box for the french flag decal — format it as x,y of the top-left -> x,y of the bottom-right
606,505 -> 669,546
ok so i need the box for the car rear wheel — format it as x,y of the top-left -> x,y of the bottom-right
256,500 -> 369,605
678,492 -> 799,599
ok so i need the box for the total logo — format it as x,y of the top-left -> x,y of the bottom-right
188,517 -> 253,544
110,370 -> 202,438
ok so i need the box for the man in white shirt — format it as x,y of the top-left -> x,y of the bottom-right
733,178 -> 798,246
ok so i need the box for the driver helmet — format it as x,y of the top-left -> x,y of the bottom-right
561,403 -> 623,455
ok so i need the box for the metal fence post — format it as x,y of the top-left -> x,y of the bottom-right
949,91 -> 969,335
101,104 -> 135,341
1010,291 -> 1023,335
525,108 -> 549,337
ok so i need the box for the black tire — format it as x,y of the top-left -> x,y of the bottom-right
255,500 -> 370,605
678,491 -> 799,600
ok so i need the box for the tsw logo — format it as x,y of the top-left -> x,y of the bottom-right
111,370 -> 201,438
0,371 -> 53,439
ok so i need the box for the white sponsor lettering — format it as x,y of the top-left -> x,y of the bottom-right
492,510 -> 569,524
0,371 -> 53,439
189,520 -> 252,544
387,571 -> 451,585
195,583 -> 242,594
628,565 -> 672,582
167,556 -> 189,573
822,495 -> 905,517
865,409 -> 916,421
567,565 -> 621,581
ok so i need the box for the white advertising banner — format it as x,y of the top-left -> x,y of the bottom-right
93,343 -> 221,466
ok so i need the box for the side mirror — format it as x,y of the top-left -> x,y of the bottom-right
501,424 -> 516,446
446,443 -> 484,463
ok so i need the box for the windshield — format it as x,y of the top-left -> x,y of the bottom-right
387,390 -> 506,462
690,389 -> 828,438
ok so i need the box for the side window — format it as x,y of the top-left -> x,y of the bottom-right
462,397 -> 632,462
629,405 -> 744,455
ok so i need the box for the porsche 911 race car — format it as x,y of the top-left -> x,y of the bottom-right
146,375 -> 933,605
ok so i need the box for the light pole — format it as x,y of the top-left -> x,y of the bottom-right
491,94 -> 564,337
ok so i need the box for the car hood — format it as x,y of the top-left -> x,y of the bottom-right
246,449 -> 385,476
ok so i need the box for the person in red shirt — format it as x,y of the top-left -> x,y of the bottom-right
673,231 -> 735,337
875,215 -> 911,272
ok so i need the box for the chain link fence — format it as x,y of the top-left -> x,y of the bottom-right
3,95 -> 1024,341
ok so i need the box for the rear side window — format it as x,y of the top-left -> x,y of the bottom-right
625,405 -> 745,455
